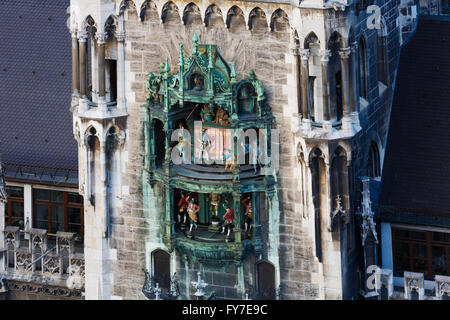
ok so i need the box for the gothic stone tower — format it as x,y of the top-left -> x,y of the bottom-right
70,0 -> 401,299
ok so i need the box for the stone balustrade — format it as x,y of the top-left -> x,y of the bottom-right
0,226 -> 84,291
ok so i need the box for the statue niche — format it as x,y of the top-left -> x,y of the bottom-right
238,84 -> 256,114
189,73 -> 204,91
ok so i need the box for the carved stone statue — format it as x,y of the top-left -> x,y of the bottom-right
186,196 -> 200,237
221,200 -> 234,242
177,191 -> 189,228
242,196 -> 253,236
197,128 -> 211,162
214,106 -> 230,126
199,104 -> 214,123
192,74 -> 203,90
209,193 -> 221,222
175,123 -> 188,163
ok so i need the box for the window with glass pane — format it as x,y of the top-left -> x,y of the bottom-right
5,186 -> 24,229
33,189 -> 84,241
392,228 -> 450,279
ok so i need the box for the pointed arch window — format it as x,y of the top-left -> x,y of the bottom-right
358,38 -> 368,100
368,142 -> 381,178
152,249 -> 171,294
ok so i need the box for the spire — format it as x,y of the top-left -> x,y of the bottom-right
178,42 -> 184,68
192,32 -> 198,54
164,57 -> 170,73
231,62 -> 237,83
208,45 -> 214,69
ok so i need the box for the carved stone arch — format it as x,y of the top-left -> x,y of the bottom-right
84,124 -> 101,144
304,31 -> 320,49
331,142 -> 352,164
248,7 -> 268,31
118,0 -> 138,17
204,4 -> 223,27
104,15 -> 118,39
81,15 -> 97,34
308,146 -> 327,166
270,8 -> 290,32
183,2 -> 202,26
328,31 -> 345,50
226,6 -> 245,30
161,1 -> 181,24
296,142 -> 305,163
140,0 -> 158,22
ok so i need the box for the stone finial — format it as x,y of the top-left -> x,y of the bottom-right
359,177 -> 378,245
299,48 -> 310,60
77,30 -> 89,43
339,47 -> 352,59
95,32 -> 107,45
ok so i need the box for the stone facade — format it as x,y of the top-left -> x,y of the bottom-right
70,0 -> 404,300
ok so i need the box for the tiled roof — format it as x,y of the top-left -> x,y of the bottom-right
379,16 -> 450,218
0,0 -> 77,171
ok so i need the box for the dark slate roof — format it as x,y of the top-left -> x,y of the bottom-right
378,16 -> 450,218
0,0 -> 77,172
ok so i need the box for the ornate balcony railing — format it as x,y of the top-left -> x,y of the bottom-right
1,226 -> 84,291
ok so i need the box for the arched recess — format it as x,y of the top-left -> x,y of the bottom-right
304,32 -> 320,122
328,31 -> 344,122
297,143 -> 308,219
80,16 -> 97,101
358,37 -> 368,100
255,260 -> 276,300
248,7 -> 268,32
330,146 -> 349,219
204,4 -> 223,27
270,9 -> 289,33
368,141 -> 381,178
309,147 -> 326,263
152,119 -> 166,168
183,2 -> 202,26
161,1 -> 181,24
237,82 -> 257,115
152,249 -> 171,294
105,126 -> 123,236
104,15 -> 118,103
140,0 -> 158,22
86,127 -> 100,206
377,19 -> 389,86
119,0 -> 138,17
226,6 -> 245,32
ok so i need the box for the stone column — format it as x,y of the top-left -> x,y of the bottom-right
299,49 -> 311,128
97,32 -> 107,110
350,42 -> 361,128
78,31 -> 88,99
71,31 -> 80,97
339,47 -> 353,134
117,31 -> 126,112
290,44 -> 301,117
320,50 -> 331,131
